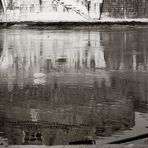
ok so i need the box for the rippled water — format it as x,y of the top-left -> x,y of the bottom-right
0,28 -> 148,146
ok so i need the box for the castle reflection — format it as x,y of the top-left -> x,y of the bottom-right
0,29 -> 147,145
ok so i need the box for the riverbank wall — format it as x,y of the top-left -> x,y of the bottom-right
1,0 -> 148,23
1,20 -> 148,29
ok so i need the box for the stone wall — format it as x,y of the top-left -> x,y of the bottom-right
1,0 -> 148,21
0,0 -> 103,22
102,0 -> 148,19
0,0 -> 3,21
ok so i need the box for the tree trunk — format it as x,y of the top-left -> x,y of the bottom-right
99,0 -> 104,20
39,0 -> 42,5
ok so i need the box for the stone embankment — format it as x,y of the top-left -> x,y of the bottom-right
0,144 -> 148,148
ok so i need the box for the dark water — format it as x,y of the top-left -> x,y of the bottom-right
0,28 -> 148,146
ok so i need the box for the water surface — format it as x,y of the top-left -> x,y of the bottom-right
0,28 -> 148,146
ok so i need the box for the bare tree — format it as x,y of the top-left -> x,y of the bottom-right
7,0 -> 14,10
99,0 -> 104,20
39,0 -> 42,12
39,0 -> 42,5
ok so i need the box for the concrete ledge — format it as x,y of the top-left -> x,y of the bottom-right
0,144 -> 148,148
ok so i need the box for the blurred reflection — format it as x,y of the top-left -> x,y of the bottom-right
0,29 -> 147,146
102,31 -> 148,110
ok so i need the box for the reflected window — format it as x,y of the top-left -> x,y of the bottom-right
24,131 -> 43,145
111,77 -> 116,89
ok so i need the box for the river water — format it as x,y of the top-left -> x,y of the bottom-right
0,28 -> 148,146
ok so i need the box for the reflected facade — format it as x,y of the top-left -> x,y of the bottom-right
0,29 -> 148,146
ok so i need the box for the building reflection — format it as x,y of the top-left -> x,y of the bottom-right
1,29 -> 148,145
101,30 -> 148,110
102,30 -> 148,72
